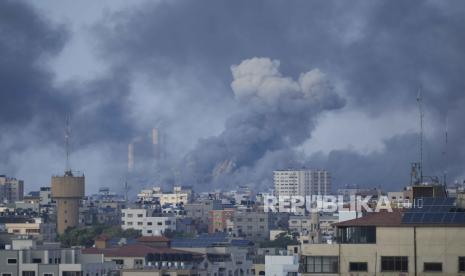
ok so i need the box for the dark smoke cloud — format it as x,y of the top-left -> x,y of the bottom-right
0,1 -> 133,190
0,1 -> 68,128
2,0 -> 465,193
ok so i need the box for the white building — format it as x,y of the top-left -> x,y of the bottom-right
121,209 -> 176,236
137,186 -> 191,206
265,255 -> 299,276
274,169 -> 331,197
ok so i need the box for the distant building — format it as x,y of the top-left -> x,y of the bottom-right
185,199 -> 222,224
233,210 -> 270,241
171,233 -> 254,276
208,209 -> 235,234
265,255 -> 299,276
39,186 -> 53,206
137,186 -> 192,206
83,240 -> 205,272
274,169 -> 331,197
121,209 -> 176,236
0,175 -> 24,203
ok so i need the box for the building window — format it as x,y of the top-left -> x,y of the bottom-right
338,226 -> 376,244
7,258 -> 17,264
62,273 -> 81,276
147,222 -> 153,225
381,256 -> 408,272
44,274 -> 54,276
459,257 -> 465,272
32,258 -> 42,263
424,262 -> 442,272
302,256 -> 338,273
135,259 -> 143,265
2,274 -> 13,276
114,259 -> 124,265
137,222 -> 143,225
349,262 -> 368,272
22,272 -> 35,276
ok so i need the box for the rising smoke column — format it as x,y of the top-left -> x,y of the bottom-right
180,57 -> 345,190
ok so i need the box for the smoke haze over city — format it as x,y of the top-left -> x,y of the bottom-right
1,0 -> 465,193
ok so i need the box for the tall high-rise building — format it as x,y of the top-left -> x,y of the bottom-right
51,171 -> 85,234
273,169 -> 331,196
0,175 -> 24,203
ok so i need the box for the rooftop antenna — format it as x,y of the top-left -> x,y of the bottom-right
65,115 -> 72,174
443,116 -> 448,186
416,87 -> 424,184
123,178 -> 130,204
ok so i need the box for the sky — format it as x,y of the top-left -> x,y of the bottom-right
1,0 -> 464,194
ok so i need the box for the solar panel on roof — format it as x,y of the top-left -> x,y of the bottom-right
422,213 -> 435,223
454,212 -> 465,223
411,212 -> 424,223
402,212 -> 414,223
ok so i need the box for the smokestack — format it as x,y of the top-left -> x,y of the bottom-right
152,128 -> 159,145
152,128 -> 163,160
128,143 -> 134,172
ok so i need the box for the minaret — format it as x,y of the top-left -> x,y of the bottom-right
51,117 -> 85,234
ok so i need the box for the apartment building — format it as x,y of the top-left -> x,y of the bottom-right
0,175 -> 24,203
233,210 -> 270,241
294,197 -> 465,275
208,209 -> 235,234
274,169 -> 331,197
137,186 -> 192,206
0,239 -> 116,276
288,215 -> 313,234
121,208 -> 176,236
185,199 -> 222,224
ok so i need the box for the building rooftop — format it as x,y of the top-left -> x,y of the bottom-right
82,243 -> 198,257
171,233 -> 252,248
335,197 -> 465,227
335,210 -> 404,227
137,236 -> 170,243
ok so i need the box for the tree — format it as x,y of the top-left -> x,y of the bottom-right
259,232 -> 299,248
58,224 -> 141,247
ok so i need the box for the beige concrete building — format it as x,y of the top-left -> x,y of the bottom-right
5,218 -> 41,236
51,171 -> 85,234
293,208 -> 465,275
